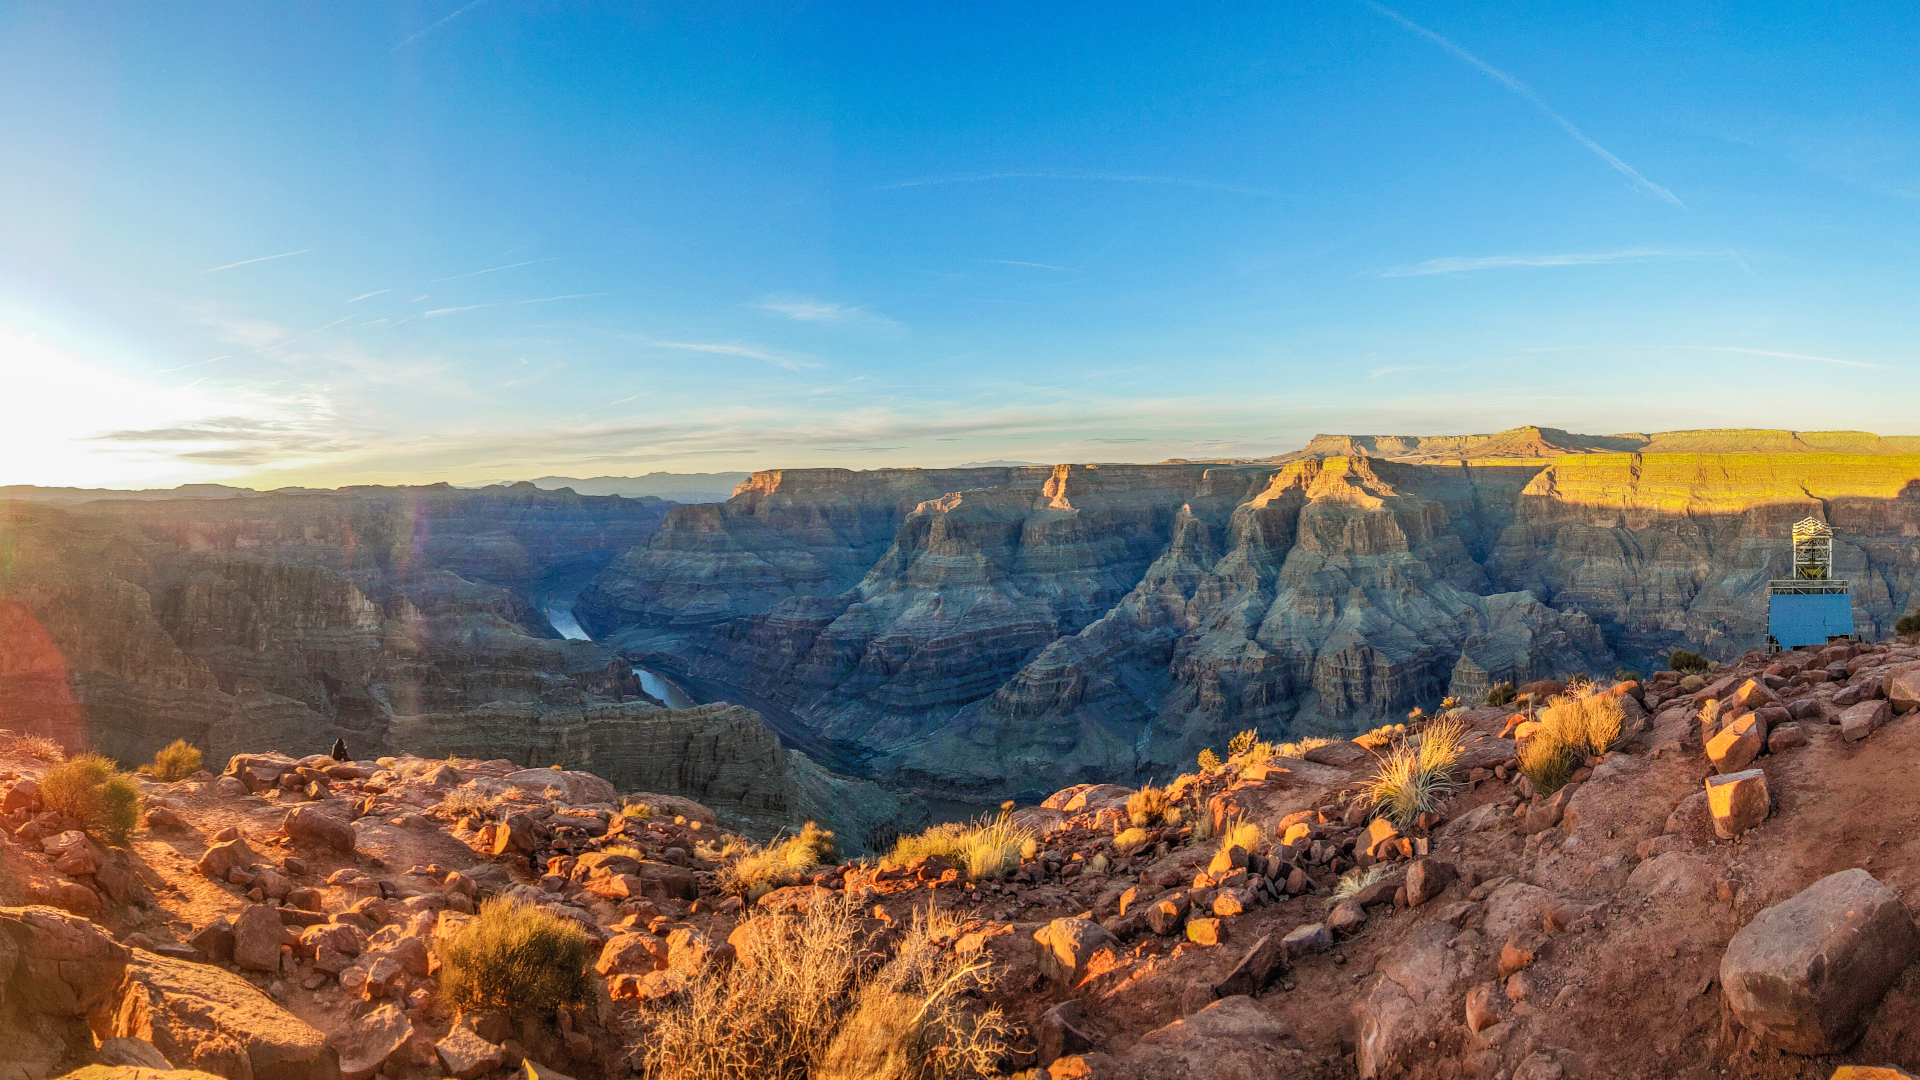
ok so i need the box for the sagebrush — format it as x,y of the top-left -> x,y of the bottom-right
40,752 -> 140,846
138,739 -> 202,782
1485,682 -> 1516,707
1668,649 -> 1711,674
1125,785 -> 1170,827
439,898 -> 593,1014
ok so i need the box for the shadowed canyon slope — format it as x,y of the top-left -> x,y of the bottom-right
0,484 -> 909,843
578,429 -> 1920,799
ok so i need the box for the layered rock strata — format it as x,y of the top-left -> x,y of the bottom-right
581,435 -> 1920,798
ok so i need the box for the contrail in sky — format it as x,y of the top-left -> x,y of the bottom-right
393,0 -> 488,52
201,248 -> 314,273
1363,1 -> 1684,207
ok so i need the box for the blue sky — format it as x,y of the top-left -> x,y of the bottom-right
3,1 -> 1917,487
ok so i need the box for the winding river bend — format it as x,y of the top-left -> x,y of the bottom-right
538,584 -> 699,710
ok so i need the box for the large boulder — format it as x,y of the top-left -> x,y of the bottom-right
109,950 -> 341,1080
332,1003 -> 412,1080
283,804 -> 357,854
1033,918 -> 1117,985
1721,869 -> 1920,1054
0,905 -> 130,1016
501,769 -> 617,806
232,904 -> 287,973
1354,923 -> 1468,1078
1093,995 -> 1303,1079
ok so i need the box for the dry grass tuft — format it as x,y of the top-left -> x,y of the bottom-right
886,813 -> 1030,882
1519,689 -> 1624,794
40,752 -> 140,846
440,898 -> 593,1015
1112,827 -> 1151,856
1125,785 -> 1171,827
1332,863 -> 1392,903
1361,717 -> 1465,829
137,739 -> 203,782
1217,815 -> 1262,855
442,787 -> 496,819
641,902 -> 1015,1080
19,734 -> 66,763
720,821 -> 839,897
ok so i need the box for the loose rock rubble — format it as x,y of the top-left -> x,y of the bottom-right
2,634 -> 1920,1078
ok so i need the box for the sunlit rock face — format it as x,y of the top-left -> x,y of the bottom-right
0,484 -> 670,765
582,435 -> 1920,799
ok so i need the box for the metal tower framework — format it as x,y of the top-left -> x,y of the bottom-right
1792,517 -> 1834,581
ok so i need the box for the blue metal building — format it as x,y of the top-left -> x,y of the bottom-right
1767,518 -> 1854,650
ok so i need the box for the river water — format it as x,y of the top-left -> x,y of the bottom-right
542,596 -> 699,710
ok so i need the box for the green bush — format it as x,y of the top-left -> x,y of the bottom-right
40,753 -> 140,846
1668,649 -> 1711,674
1226,729 -> 1257,757
139,739 -> 203,782
439,898 -> 593,1015
1196,747 -> 1222,772
1897,611 -> 1920,636
1485,682 -> 1516,707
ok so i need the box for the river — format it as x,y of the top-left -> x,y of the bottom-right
539,589 -> 699,710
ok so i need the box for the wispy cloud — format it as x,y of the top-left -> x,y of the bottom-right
651,340 -> 818,371
517,293 -> 605,304
424,304 -> 498,318
347,289 -> 390,303
257,315 -> 354,353
753,295 -> 905,335
392,0 -> 487,52
428,257 -> 560,283
1698,346 -> 1880,369
152,355 -> 236,376
1363,1 -> 1683,207
201,248 -> 314,274
1382,249 -> 1702,276
980,259 -> 1072,271
1368,365 -> 1432,378
877,172 -> 1275,197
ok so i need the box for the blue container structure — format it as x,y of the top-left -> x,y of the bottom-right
1767,518 -> 1854,650
1768,590 -> 1854,648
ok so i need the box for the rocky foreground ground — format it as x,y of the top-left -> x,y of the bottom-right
7,637 -> 1920,1079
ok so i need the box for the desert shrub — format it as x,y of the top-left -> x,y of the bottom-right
1668,649 -> 1711,674
15,734 -> 66,762
721,821 -> 839,897
1361,717 -> 1465,829
1898,610 -> 1920,636
138,739 -> 203,782
1514,690 -> 1623,795
1485,682 -> 1516,707
1518,729 -> 1579,795
440,898 -> 592,1015
1162,805 -> 1183,827
643,901 -> 1015,1080
1125,785 -> 1170,827
1332,863 -> 1392,903
1272,736 -> 1334,758
1227,729 -> 1257,757
1196,748 -> 1222,772
887,813 -> 1029,882
1112,828 -> 1150,856
1406,707 -> 1427,723
40,753 -> 140,846
618,798 -> 654,821
1353,723 -> 1407,751
442,787 -> 495,819
1218,815 -> 1261,855
1613,668 -> 1642,685
1439,696 -> 1459,711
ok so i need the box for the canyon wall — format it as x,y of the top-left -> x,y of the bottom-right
580,434 -> 1920,800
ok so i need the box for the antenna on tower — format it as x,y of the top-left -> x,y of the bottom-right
1767,518 -> 1853,652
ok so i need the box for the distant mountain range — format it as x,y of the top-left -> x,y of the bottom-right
466,473 -> 755,503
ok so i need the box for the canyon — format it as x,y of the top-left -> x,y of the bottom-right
8,427 -> 1920,814
577,428 -> 1920,801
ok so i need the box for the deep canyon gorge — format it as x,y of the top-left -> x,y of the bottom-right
8,426 -> 1920,819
